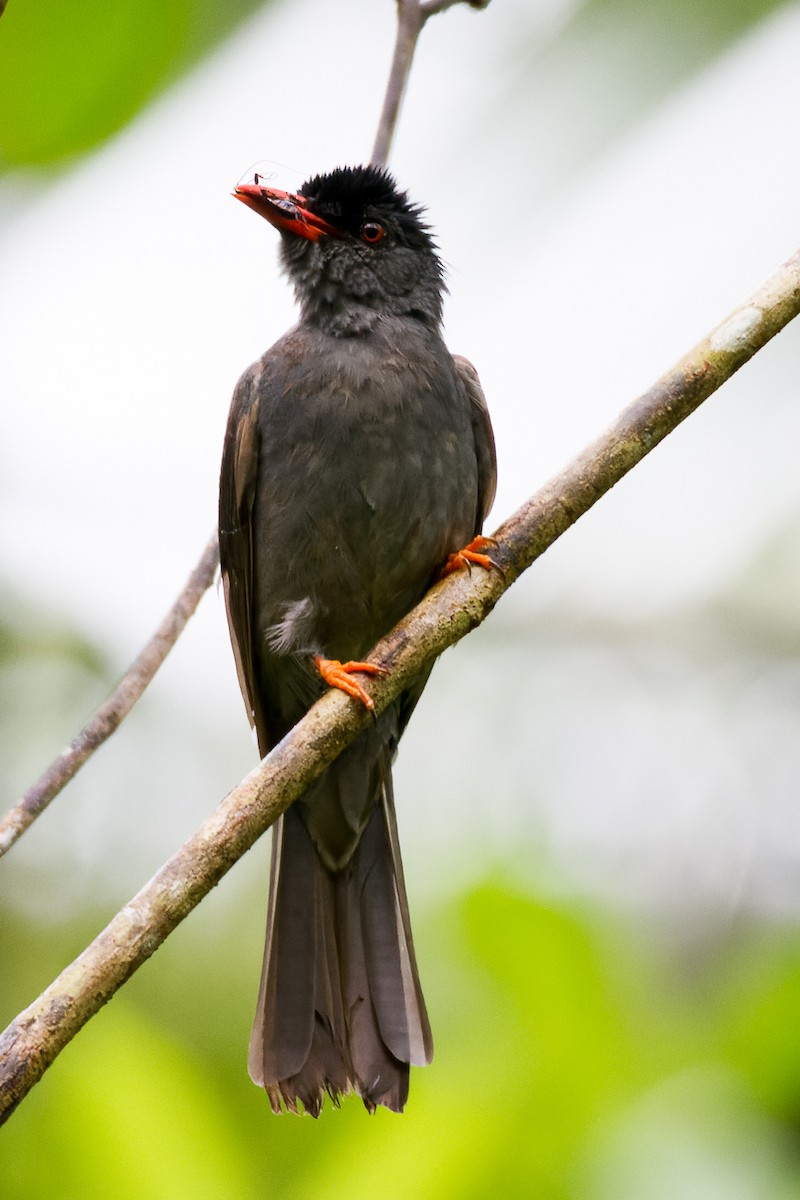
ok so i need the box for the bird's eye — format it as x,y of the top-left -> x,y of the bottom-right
360,221 -> 385,244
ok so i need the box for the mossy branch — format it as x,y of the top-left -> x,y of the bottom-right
1,246 -> 798,1123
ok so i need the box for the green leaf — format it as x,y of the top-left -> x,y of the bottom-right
0,0 -> 270,169
2,1004 -> 261,1200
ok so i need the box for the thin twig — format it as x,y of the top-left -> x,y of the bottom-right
372,2 -> 424,166
2,246 -> 798,1123
371,0 -> 489,166
0,535 -> 220,859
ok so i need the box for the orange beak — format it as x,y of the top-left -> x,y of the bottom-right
233,183 -> 341,242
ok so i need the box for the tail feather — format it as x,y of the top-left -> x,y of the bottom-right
376,777 -> 434,1067
248,810 -> 316,1084
356,785 -> 432,1069
248,767 -> 432,1115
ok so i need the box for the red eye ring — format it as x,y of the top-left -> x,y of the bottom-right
360,221 -> 385,244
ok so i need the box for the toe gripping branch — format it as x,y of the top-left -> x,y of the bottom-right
313,536 -> 502,711
439,536 -> 504,580
313,656 -> 389,711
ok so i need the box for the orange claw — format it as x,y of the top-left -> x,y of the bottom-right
314,656 -> 388,711
439,536 -> 502,579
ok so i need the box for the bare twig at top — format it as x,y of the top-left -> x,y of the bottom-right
371,0 -> 491,166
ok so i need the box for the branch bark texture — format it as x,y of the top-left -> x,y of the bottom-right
1,247 -> 798,1123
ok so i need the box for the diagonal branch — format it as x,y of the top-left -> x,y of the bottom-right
0,535 -> 220,859
2,245 -> 798,1124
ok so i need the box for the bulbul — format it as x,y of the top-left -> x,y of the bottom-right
219,165 -> 496,1115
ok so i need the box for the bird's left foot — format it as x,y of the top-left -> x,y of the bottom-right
314,655 -> 388,711
439,536 -> 503,579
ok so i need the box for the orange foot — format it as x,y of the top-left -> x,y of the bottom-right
439,536 -> 503,579
314,655 -> 388,711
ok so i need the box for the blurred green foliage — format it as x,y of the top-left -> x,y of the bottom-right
0,0 -> 270,168
5,884 -> 800,1198
0,593 -> 111,808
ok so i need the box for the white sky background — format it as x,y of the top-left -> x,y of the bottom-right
2,0 -> 800,914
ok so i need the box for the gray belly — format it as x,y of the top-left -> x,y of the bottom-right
252,358 -> 478,668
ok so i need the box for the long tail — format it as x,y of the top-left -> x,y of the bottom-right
248,770 -> 433,1115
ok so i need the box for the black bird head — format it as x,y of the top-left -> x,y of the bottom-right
233,165 -> 445,336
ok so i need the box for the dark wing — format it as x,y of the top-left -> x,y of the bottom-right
452,354 -> 497,532
396,355 -> 497,741
219,364 -> 268,748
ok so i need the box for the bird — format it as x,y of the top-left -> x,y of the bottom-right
219,164 -> 497,1116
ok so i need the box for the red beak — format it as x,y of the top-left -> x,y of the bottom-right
233,183 -> 340,242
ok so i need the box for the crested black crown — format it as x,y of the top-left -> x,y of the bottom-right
300,165 -> 432,240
